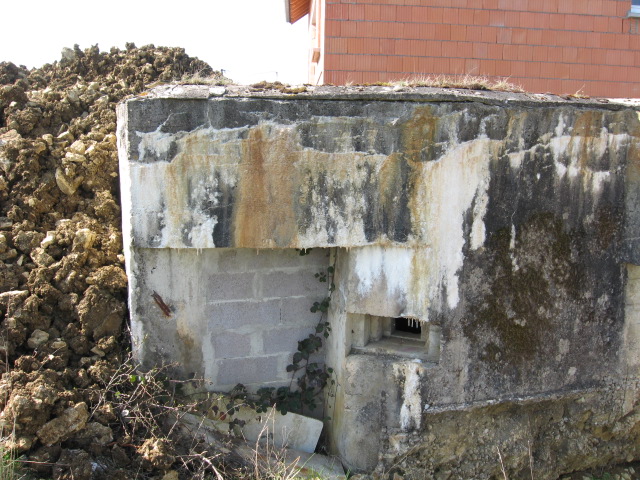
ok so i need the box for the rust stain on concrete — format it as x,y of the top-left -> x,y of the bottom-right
234,125 -> 299,248
400,105 -> 439,163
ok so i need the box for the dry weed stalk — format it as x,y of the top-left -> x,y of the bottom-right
391,73 -> 526,93
568,86 -> 590,99
497,446 -> 508,480
0,432 -> 20,480
248,407 -> 309,480
92,353 -> 318,480
0,329 -> 21,480
528,439 -> 535,480
90,352 -> 242,479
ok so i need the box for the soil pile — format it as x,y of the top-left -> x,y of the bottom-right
0,44 -> 228,479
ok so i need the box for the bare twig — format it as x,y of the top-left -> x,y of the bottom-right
496,446 -> 508,480
528,439 -> 534,480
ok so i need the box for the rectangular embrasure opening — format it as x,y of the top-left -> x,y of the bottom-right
350,313 -> 441,362
394,317 -> 422,337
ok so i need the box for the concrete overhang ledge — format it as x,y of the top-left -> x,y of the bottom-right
132,83 -> 640,112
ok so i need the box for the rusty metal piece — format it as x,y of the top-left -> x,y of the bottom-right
152,291 -> 172,317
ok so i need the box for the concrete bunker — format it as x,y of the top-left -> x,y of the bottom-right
118,85 -> 640,478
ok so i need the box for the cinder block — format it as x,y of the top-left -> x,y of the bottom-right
215,355 -> 280,385
626,280 -> 640,306
244,249 -> 311,271
628,305 -> 640,326
300,248 -> 331,267
260,269 -> 327,298
217,248 -> 301,272
281,297 -> 325,327
212,331 -> 253,359
627,264 -> 640,281
208,299 -> 281,329
216,248 -> 244,272
262,327 -> 317,355
630,320 -> 640,340
205,272 -> 255,301
625,323 -> 640,367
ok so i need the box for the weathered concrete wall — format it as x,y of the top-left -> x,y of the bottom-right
117,85 -> 640,478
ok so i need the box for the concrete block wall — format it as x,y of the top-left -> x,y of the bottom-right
322,0 -> 640,97
205,248 -> 331,391
132,247 -> 330,392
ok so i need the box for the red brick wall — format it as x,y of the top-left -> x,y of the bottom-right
322,0 -> 640,97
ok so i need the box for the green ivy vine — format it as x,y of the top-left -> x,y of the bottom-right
230,249 -> 336,416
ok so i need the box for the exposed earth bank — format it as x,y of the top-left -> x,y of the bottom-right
0,44 -> 228,479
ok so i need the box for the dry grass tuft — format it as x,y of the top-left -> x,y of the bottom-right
0,439 -> 19,480
0,415 -> 25,480
567,86 -> 590,99
387,73 -> 526,93
247,410 -> 306,480
177,69 -> 233,86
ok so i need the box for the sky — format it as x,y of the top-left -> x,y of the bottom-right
0,0 -> 309,85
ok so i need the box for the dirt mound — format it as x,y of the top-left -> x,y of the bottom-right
0,44 -> 228,479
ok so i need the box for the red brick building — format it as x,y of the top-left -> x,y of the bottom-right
285,0 -> 640,97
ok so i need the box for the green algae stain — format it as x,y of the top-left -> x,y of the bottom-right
465,213 -> 580,364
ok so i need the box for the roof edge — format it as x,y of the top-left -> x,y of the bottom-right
285,0 -> 310,24
284,0 -> 292,23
